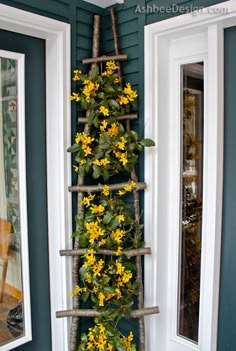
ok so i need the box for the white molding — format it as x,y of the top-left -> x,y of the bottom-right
144,1 -> 234,351
0,5 -> 72,351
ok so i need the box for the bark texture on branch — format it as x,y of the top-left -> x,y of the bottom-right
68,181 -> 146,193
57,306 -> 160,319
78,113 -> 138,124
60,247 -> 152,258
82,54 -> 127,64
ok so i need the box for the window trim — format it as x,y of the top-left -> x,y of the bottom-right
144,2 -> 236,350
0,5 -> 71,351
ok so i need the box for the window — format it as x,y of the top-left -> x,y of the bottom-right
143,2 -> 236,350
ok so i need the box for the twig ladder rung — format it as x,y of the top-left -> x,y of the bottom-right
68,181 -> 147,193
56,306 -> 160,319
60,247 -> 152,258
82,54 -> 127,64
78,113 -> 138,124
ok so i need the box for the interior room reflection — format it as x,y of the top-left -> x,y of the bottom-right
178,62 -> 204,343
0,57 -> 23,345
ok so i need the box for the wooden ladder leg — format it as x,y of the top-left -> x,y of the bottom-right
0,259 -> 8,303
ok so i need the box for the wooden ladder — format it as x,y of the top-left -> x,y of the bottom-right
56,9 -> 159,351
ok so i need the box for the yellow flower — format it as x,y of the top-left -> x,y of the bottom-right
80,159 -> 86,165
99,105 -> 109,116
102,185 -> 110,196
115,288 -> 122,299
100,158 -> 110,166
70,92 -> 80,102
73,165 -> 79,172
70,285 -> 82,297
117,190 -> 126,196
92,259 -> 104,277
106,60 -> 119,71
119,152 -> 128,165
116,136 -> 127,150
124,82 -> 138,102
72,69 -> 81,81
85,273 -> 92,283
117,95 -> 129,105
115,260 -> 125,275
115,246 -> 122,256
118,214 -> 125,223
114,78 -> 120,84
75,132 -> 83,144
122,271 -> 132,283
100,120 -> 108,131
82,144 -> 92,156
124,181 -> 136,192
112,228 -> 125,244
98,292 -> 105,306
98,238 -> 106,247
90,204 -> 105,214
81,194 -> 95,207
93,159 -> 101,166
107,122 -> 119,137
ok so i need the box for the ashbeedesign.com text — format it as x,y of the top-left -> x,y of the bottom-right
134,4 -> 228,16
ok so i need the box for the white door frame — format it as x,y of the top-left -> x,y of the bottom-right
144,1 -> 236,351
0,4 -> 72,351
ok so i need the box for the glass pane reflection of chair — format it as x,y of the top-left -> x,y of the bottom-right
0,218 -> 12,303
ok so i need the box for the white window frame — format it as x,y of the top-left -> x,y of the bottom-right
144,2 -> 236,351
0,5 -> 71,351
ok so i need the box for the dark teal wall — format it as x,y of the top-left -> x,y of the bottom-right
103,0 -> 225,179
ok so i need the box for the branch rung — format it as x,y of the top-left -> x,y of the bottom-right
60,247 -> 152,259
78,114 -> 138,124
56,306 -> 160,319
68,181 -> 146,193
82,54 -> 127,64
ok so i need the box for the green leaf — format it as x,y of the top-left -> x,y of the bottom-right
82,291 -> 90,302
103,212 -> 113,224
93,115 -> 99,128
116,340 -> 126,351
140,138 -> 155,147
104,286 -> 115,294
92,164 -> 101,179
67,144 -> 80,153
129,130 -> 138,141
104,85 -> 116,94
108,99 -> 120,109
97,92 -> 105,99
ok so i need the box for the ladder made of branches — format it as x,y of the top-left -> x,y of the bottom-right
56,9 -> 159,351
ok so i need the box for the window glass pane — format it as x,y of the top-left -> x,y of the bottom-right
0,56 -> 24,344
177,63 -> 204,343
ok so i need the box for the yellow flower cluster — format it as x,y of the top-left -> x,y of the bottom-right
82,79 -> 99,103
85,220 -> 105,245
75,132 -> 94,157
81,194 -> 95,208
99,105 -> 109,116
117,82 -> 138,105
92,158 -> 110,166
85,323 -> 134,351
70,284 -> 87,298
72,69 -> 82,81
70,92 -> 80,102
101,60 -> 119,77
117,180 -> 136,196
102,185 -> 110,196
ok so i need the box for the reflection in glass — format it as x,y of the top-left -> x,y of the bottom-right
0,56 -> 23,345
178,63 -> 204,343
